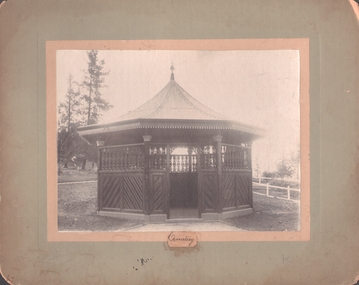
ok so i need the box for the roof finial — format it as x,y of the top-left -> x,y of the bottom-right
170,62 -> 175,80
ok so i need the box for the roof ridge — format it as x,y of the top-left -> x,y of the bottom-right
114,80 -> 172,120
173,83 -> 217,119
175,83 -> 228,120
147,80 -> 174,118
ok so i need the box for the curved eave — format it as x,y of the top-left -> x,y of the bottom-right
77,118 -> 265,139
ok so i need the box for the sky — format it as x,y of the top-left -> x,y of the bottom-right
56,49 -> 300,174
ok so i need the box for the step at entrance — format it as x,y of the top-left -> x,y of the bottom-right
170,207 -> 199,219
166,218 -> 204,223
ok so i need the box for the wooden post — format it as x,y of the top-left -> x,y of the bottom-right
266,183 -> 269,197
213,135 -> 223,213
287,186 -> 290,200
166,144 -> 170,219
96,141 -> 105,212
248,141 -> 253,208
197,145 -> 203,218
97,147 -> 101,211
143,135 -> 152,215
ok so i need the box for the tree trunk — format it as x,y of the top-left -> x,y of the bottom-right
87,85 -> 92,125
81,159 -> 87,170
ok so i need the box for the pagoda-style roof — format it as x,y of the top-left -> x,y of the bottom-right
77,67 -> 264,142
114,75 -> 227,121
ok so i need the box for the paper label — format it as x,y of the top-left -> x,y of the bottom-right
167,231 -> 197,247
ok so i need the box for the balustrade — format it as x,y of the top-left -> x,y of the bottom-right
99,143 -> 250,172
100,145 -> 144,171
221,144 -> 251,170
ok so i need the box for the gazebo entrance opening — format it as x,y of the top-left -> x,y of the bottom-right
169,146 -> 199,219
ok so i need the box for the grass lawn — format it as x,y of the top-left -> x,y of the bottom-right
58,182 -> 300,232
58,167 -> 97,183
58,182 -> 145,231
226,192 -> 300,231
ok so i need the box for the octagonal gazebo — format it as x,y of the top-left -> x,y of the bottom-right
77,67 -> 263,222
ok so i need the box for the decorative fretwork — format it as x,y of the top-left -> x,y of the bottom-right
169,146 -> 193,173
170,155 -> 190,173
191,155 -> 198,172
149,145 -> 167,170
221,144 -> 251,170
100,145 -> 144,171
200,145 -> 216,169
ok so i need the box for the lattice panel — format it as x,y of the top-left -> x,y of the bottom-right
152,174 -> 164,211
170,155 -> 190,173
149,145 -> 167,170
203,173 -> 215,210
221,173 -> 236,208
236,174 -> 251,206
123,176 -> 144,210
200,145 -> 217,169
191,155 -> 198,172
100,175 -> 122,209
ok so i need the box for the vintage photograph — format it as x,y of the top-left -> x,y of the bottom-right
56,49 -> 301,232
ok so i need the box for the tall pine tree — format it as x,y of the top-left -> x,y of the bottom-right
81,50 -> 112,125
77,50 -> 112,169
58,74 -> 83,168
58,74 -> 82,131
57,51 -> 113,172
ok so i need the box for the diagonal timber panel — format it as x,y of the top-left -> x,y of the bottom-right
152,174 -> 164,211
124,175 -> 143,210
236,174 -> 251,206
203,173 -> 215,210
221,173 -> 236,208
100,174 -> 122,209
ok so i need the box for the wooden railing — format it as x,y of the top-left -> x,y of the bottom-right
221,144 -> 251,170
252,182 -> 300,202
99,144 -> 145,171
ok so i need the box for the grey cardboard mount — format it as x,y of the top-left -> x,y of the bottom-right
1,1 -> 359,284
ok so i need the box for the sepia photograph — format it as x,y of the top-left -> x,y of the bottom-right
4,0 -> 359,283
55,48 -> 301,233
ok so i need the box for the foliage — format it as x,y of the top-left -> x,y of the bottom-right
268,179 -> 300,189
276,150 -> 300,179
57,127 -> 90,168
261,150 -> 300,181
57,50 -> 113,171
262,171 -> 277,178
58,74 -> 83,131
81,50 -> 112,125
276,158 -> 295,178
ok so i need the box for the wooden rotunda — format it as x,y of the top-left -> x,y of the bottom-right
77,66 -> 263,222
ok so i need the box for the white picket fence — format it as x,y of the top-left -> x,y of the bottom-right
252,182 -> 300,202
253,176 -> 300,184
